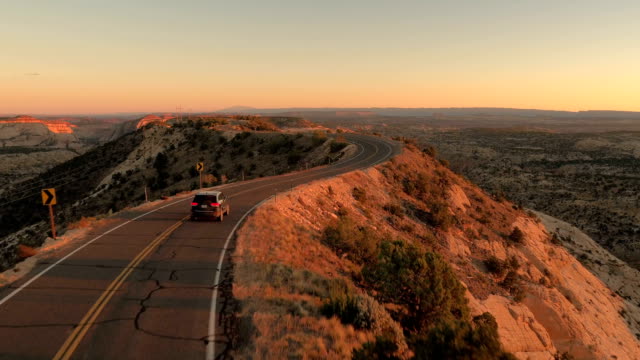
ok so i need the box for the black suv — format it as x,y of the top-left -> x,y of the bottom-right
190,191 -> 230,221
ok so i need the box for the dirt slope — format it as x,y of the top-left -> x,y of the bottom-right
232,146 -> 640,359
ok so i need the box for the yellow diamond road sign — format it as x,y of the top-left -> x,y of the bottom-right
41,188 -> 57,206
196,162 -> 204,172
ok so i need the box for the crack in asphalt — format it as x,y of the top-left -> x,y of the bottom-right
168,270 -> 178,281
132,277 -> 210,343
124,254 -> 233,353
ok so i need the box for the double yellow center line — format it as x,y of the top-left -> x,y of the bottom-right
53,216 -> 188,360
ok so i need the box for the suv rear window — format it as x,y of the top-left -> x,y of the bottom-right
193,195 -> 218,203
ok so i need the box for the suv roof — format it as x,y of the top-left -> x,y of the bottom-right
195,191 -> 222,196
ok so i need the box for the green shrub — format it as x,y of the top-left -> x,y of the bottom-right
422,145 -> 437,157
321,290 -> 383,330
363,240 -> 469,331
410,313 -> 517,360
322,216 -> 378,263
383,203 -> 404,217
321,292 -> 362,326
352,187 -> 367,202
500,270 -> 526,302
508,227 -> 525,244
248,118 -> 278,131
352,336 -> 400,360
153,152 -> 168,172
330,140 -> 348,153
425,200 -> 455,230
507,255 -> 520,270
484,256 -> 507,277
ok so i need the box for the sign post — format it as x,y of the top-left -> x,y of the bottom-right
196,162 -> 204,189
41,188 -> 57,239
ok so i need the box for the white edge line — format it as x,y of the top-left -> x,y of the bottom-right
0,196 -> 192,307
206,196 -> 272,360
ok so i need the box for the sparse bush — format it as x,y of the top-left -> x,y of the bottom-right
422,145 -> 437,157
352,187 -> 367,202
400,223 -> 415,233
484,256 -> 508,277
508,227 -> 524,244
322,216 -> 378,263
321,290 -> 382,330
526,210 -> 539,221
484,255 -> 519,278
336,206 -> 349,217
383,203 -> 404,217
507,255 -> 520,270
500,270 -> 526,302
464,228 -> 477,239
493,191 -> 507,202
330,139 -> 348,153
411,313 -> 517,360
423,200 -> 455,231
352,336 -> 400,360
248,118 -> 278,131
153,152 -> 169,172
321,291 -> 361,326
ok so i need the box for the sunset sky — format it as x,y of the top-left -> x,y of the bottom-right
1,0 -> 639,114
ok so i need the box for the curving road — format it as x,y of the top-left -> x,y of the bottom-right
0,134 -> 401,360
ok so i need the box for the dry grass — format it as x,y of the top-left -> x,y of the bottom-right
247,313 -> 372,360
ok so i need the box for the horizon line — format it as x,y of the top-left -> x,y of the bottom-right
3,106 -> 640,117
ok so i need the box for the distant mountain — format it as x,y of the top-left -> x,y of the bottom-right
213,107 -> 640,119
217,105 -> 258,113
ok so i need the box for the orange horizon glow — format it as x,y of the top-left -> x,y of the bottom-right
1,1 -> 639,115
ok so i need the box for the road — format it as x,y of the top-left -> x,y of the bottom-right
0,134 -> 400,360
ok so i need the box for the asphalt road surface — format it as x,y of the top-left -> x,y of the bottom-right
0,134 -> 401,360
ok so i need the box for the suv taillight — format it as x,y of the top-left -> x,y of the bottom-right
210,202 -> 220,207
191,202 -> 198,206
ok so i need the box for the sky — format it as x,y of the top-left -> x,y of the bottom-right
1,0 -> 639,114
